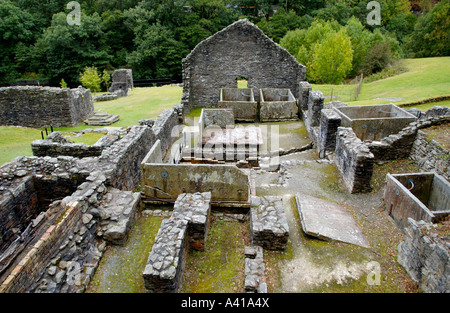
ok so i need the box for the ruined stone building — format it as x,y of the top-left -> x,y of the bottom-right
181,19 -> 306,112
0,18 -> 449,294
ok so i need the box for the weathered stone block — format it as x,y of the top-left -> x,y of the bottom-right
250,196 -> 289,250
0,86 -> 94,128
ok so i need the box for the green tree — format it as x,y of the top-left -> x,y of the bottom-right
405,0 -> 450,57
345,16 -> 371,77
102,10 -> 135,68
101,69 -> 111,91
80,66 -> 102,92
309,28 -> 353,84
60,78 -> 68,88
0,0 -> 36,83
33,12 -> 111,85
257,8 -> 313,42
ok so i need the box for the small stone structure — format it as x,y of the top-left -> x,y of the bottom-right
109,69 -> 133,96
334,104 -> 417,141
217,88 -> 257,122
181,19 -> 305,112
0,86 -> 94,128
31,131 -> 121,158
250,196 -> 289,250
384,173 -> 450,228
410,121 -> 450,181
143,192 -> 211,293
173,192 -> 212,251
142,213 -> 189,293
397,218 -> 450,293
334,127 -> 374,193
84,112 -> 120,126
244,246 -> 266,293
259,88 -> 298,122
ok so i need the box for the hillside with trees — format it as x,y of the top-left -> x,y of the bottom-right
0,0 -> 448,86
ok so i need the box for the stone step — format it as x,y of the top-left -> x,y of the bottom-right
84,112 -> 120,126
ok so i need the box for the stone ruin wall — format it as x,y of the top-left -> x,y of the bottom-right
0,104 -> 183,293
397,218 -> 449,293
181,19 -> 305,112
0,86 -> 94,128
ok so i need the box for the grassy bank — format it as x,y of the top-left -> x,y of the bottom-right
311,57 -> 450,108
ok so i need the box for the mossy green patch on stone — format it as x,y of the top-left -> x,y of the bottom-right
86,215 -> 162,293
181,218 -> 250,293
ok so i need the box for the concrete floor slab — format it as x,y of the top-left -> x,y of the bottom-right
295,193 -> 370,248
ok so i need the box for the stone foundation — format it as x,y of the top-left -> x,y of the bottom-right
244,246 -> 266,293
397,218 -> 449,293
335,127 -> 374,193
0,86 -> 94,128
250,196 -> 289,250
173,192 -> 212,251
143,192 -> 212,292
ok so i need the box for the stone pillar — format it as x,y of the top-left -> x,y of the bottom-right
335,127 -> 374,193
244,246 -> 267,293
298,81 -> 311,111
250,196 -> 289,250
319,109 -> 342,153
307,90 -> 324,127
173,192 -> 212,251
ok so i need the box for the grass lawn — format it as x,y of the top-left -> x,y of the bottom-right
0,85 -> 182,165
311,57 -> 450,107
0,57 -> 448,166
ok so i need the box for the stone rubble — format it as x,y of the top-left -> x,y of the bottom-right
244,246 -> 267,293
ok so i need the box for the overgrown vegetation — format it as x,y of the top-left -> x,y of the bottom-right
1,0 -> 448,86
181,218 -> 250,293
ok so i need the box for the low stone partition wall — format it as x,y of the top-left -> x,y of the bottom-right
173,192 -> 212,251
0,86 -> 94,128
250,196 -> 289,250
244,246 -> 266,293
141,163 -> 249,204
99,125 -> 157,191
31,131 -> 121,158
335,127 -> 374,193
0,172 -> 108,293
152,108 -> 182,157
143,213 -> 189,293
410,119 -> 450,181
143,192 -> 212,292
397,218 -> 450,293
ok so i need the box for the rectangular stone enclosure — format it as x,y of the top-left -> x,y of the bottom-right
259,88 -> 298,122
217,88 -> 257,122
384,172 -> 450,228
334,104 -> 417,141
0,86 -> 94,128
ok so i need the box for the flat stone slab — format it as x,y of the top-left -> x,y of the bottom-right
295,193 -> 369,248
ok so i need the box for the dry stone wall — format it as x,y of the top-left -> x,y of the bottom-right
397,218 -> 449,293
335,127 -> 374,193
0,86 -> 94,128
250,196 -> 289,250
